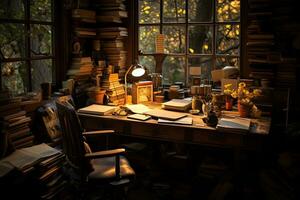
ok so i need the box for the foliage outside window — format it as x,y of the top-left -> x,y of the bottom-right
0,0 -> 54,96
138,0 -> 240,85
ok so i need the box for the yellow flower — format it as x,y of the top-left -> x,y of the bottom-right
226,81 -> 262,107
239,82 -> 246,88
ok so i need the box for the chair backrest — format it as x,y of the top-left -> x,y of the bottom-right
56,97 -> 92,180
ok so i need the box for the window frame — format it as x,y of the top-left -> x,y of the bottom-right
135,0 -> 243,85
0,0 -> 56,93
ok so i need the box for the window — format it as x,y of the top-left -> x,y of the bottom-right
0,0 -> 55,96
137,0 -> 240,85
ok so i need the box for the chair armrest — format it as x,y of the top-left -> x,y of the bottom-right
84,148 -> 125,159
82,130 -> 115,137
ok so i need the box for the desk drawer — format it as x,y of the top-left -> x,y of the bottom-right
156,126 -> 185,140
131,123 -> 156,137
193,132 -> 242,147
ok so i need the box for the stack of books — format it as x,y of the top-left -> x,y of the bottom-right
101,73 -> 125,105
72,8 -> 96,23
0,102 -> 34,149
67,57 -> 93,78
92,0 -> 128,80
67,57 -> 94,107
0,143 -> 66,199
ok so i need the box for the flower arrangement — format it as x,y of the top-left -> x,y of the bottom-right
224,82 -> 262,117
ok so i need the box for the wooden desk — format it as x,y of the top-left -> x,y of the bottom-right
78,103 -> 270,151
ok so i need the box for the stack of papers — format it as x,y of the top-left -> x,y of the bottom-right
216,117 -> 251,134
162,99 -> 191,112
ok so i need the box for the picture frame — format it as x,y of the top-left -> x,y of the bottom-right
132,81 -> 153,104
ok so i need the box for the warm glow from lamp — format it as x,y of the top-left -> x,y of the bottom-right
124,64 -> 146,104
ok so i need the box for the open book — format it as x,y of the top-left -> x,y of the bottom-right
124,104 -> 151,114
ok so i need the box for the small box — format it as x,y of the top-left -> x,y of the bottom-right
132,81 -> 153,104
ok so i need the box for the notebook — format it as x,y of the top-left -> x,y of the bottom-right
77,104 -> 117,115
216,117 -> 251,134
158,117 -> 193,125
144,109 -> 187,121
162,99 -> 192,112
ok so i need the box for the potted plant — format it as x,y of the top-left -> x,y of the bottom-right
227,82 -> 262,117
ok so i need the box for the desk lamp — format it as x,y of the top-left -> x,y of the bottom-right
124,63 -> 146,104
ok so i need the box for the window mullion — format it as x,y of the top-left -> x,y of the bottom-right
185,0 -> 189,86
160,0 -> 163,33
212,0 -> 216,73
25,0 -> 32,91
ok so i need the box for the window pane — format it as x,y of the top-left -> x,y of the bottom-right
0,0 -> 25,19
216,56 -> 239,69
189,25 -> 213,54
163,25 -> 186,53
139,55 -> 156,73
162,56 -> 185,84
188,0 -> 213,22
188,57 -> 212,83
139,26 -> 160,54
31,59 -> 53,91
0,23 -> 25,59
216,0 -> 240,22
163,0 -> 185,23
30,24 -> 52,57
216,24 -> 240,55
139,0 -> 160,24
30,0 -> 52,22
1,62 -> 27,96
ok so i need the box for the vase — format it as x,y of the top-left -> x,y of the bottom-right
238,101 -> 251,118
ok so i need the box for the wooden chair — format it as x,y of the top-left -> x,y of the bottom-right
55,97 -> 135,199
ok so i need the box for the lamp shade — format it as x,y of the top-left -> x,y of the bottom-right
131,64 -> 146,77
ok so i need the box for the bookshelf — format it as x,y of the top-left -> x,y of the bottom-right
245,0 -> 299,122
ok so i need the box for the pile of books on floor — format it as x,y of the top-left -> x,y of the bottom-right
101,73 -> 125,105
0,102 -> 34,149
0,143 -> 66,199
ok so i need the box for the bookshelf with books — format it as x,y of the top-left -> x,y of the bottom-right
246,0 -> 278,84
245,0 -> 299,120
